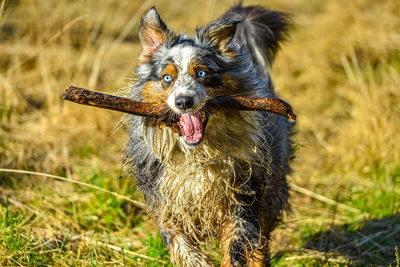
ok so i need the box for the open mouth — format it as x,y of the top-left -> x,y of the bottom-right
177,110 -> 209,146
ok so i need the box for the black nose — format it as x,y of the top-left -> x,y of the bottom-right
175,96 -> 194,110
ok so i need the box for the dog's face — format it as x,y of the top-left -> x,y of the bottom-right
136,8 -> 243,147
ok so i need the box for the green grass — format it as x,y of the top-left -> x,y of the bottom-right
1,0 -> 400,266
285,165 -> 400,266
0,204 -> 47,266
0,172 -> 169,266
142,232 -> 172,267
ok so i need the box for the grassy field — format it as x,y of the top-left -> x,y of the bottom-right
1,0 -> 399,266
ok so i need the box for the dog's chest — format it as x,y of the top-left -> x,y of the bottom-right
158,153 -> 237,235
142,120 -> 260,238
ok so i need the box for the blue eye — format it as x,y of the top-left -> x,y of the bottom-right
197,70 -> 207,78
163,74 -> 172,83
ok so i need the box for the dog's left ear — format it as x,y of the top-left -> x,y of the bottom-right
139,7 -> 169,60
196,19 -> 240,52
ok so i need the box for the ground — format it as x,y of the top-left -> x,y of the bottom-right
0,0 -> 400,266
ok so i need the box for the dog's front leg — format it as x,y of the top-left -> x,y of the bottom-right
220,206 -> 269,267
160,228 -> 216,267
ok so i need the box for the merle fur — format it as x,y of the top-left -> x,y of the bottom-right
125,4 -> 294,266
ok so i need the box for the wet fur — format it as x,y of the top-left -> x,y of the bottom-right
126,4 -> 293,266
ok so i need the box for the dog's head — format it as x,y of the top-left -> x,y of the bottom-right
135,7 -> 246,147
134,6 -> 289,148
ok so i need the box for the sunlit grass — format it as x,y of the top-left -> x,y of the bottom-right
1,0 -> 399,265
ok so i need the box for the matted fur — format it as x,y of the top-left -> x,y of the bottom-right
125,3 -> 293,266
141,111 -> 272,242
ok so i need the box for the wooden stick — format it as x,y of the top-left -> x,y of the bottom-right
63,86 -> 167,118
208,95 -> 296,119
63,86 -> 296,120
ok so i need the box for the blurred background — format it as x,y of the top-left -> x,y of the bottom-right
0,0 -> 399,265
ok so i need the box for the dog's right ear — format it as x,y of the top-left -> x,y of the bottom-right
139,7 -> 169,60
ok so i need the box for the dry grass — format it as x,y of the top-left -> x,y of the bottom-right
1,0 -> 399,266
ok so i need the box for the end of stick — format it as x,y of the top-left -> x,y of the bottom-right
279,99 -> 296,120
288,110 -> 296,120
62,86 -> 74,100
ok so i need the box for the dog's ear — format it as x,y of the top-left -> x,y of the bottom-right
139,7 -> 169,59
196,19 -> 240,52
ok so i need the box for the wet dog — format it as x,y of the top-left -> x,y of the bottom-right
126,4 -> 294,266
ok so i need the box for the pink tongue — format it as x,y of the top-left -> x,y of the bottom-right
180,113 -> 203,143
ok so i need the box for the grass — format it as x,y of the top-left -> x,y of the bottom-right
1,0 -> 400,266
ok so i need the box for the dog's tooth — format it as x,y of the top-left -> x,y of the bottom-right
182,121 -> 187,132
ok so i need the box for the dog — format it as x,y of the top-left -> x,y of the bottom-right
125,4 -> 294,266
